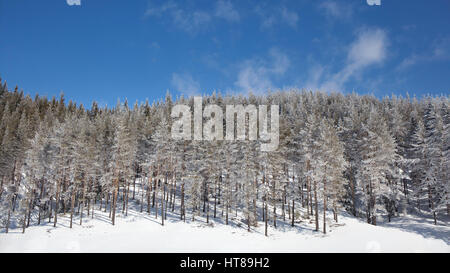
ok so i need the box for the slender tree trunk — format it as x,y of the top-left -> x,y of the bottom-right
70,185 -> 76,228
161,180 -> 164,226
307,160 -> 313,216
265,202 -> 268,236
214,178 -> 217,218
155,178 -> 159,219
152,179 -> 156,208
91,197 -> 94,219
132,175 -> 136,200
323,179 -> 327,234
181,182 -> 185,221
147,177 -> 151,213
206,183 -> 210,224
0,176 -> 4,200
5,199 -> 12,233
314,179 -> 319,231
22,202 -> 27,233
350,173 -> 356,216
112,178 -> 119,226
272,179 -> 277,228
282,185 -> 286,222
27,190 -> 34,228
38,181 -> 44,225
428,185 -> 432,209
164,181 -> 168,221
172,174 -> 176,212
226,203 -> 229,225
54,180 -> 61,227
291,199 -> 295,227
103,192 -> 109,213
80,180 -> 87,226
125,180 -> 130,216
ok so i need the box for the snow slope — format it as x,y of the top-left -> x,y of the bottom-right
0,206 -> 448,253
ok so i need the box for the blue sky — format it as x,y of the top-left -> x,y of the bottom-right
0,0 -> 449,107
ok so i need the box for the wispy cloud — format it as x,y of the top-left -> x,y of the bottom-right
255,5 -> 299,29
66,0 -> 81,6
235,48 -> 290,94
397,37 -> 450,71
280,7 -> 299,28
171,73 -> 201,96
145,1 -> 239,34
215,0 -> 240,22
306,28 -> 388,92
319,1 -> 353,20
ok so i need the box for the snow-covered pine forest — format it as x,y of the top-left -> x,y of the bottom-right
0,78 -> 448,242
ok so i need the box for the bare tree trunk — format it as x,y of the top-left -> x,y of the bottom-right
155,178 -> 159,219
350,173 -> 356,216
53,178 -> 61,227
112,178 -> 119,226
5,199 -> 12,233
161,180 -> 164,226
291,199 -> 295,227
108,192 -> 112,217
132,174 -> 136,200
164,180 -> 168,221
48,199 -> 52,223
0,176 -> 4,201
125,180 -> 130,216
181,182 -> 185,221
22,202 -> 28,233
226,203 -> 229,225
152,179 -> 156,208
206,183 -> 210,224
323,179 -> 327,234
265,202 -> 268,236
27,190 -> 34,228
172,173 -> 176,212
38,181 -> 44,225
70,185 -> 76,228
91,197 -> 94,219
138,178 -> 143,213
314,179 -> 319,231
214,178 -> 217,218
282,185 -> 286,222
307,160 -> 312,216
272,179 -> 277,228
146,177 -> 151,213
80,180 -> 86,226
428,185 -> 432,209
141,178 -> 145,213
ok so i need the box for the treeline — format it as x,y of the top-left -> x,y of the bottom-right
0,78 -> 448,235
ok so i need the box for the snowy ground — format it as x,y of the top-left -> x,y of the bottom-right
1,202 -> 448,253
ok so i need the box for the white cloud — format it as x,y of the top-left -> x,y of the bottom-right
145,2 -> 177,17
255,5 -> 299,29
307,28 -> 388,92
145,1 -> 240,33
367,0 -> 381,6
348,28 -> 387,66
235,48 -> 290,94
319,1 -> 352,19
172,9 -> 211,33
215,1 -> 240,22
145,2 -> 210,33
280,7 -> 299,28
397,38 -> 450,71
171,73 -> 201,96
66,0 -> 81,6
